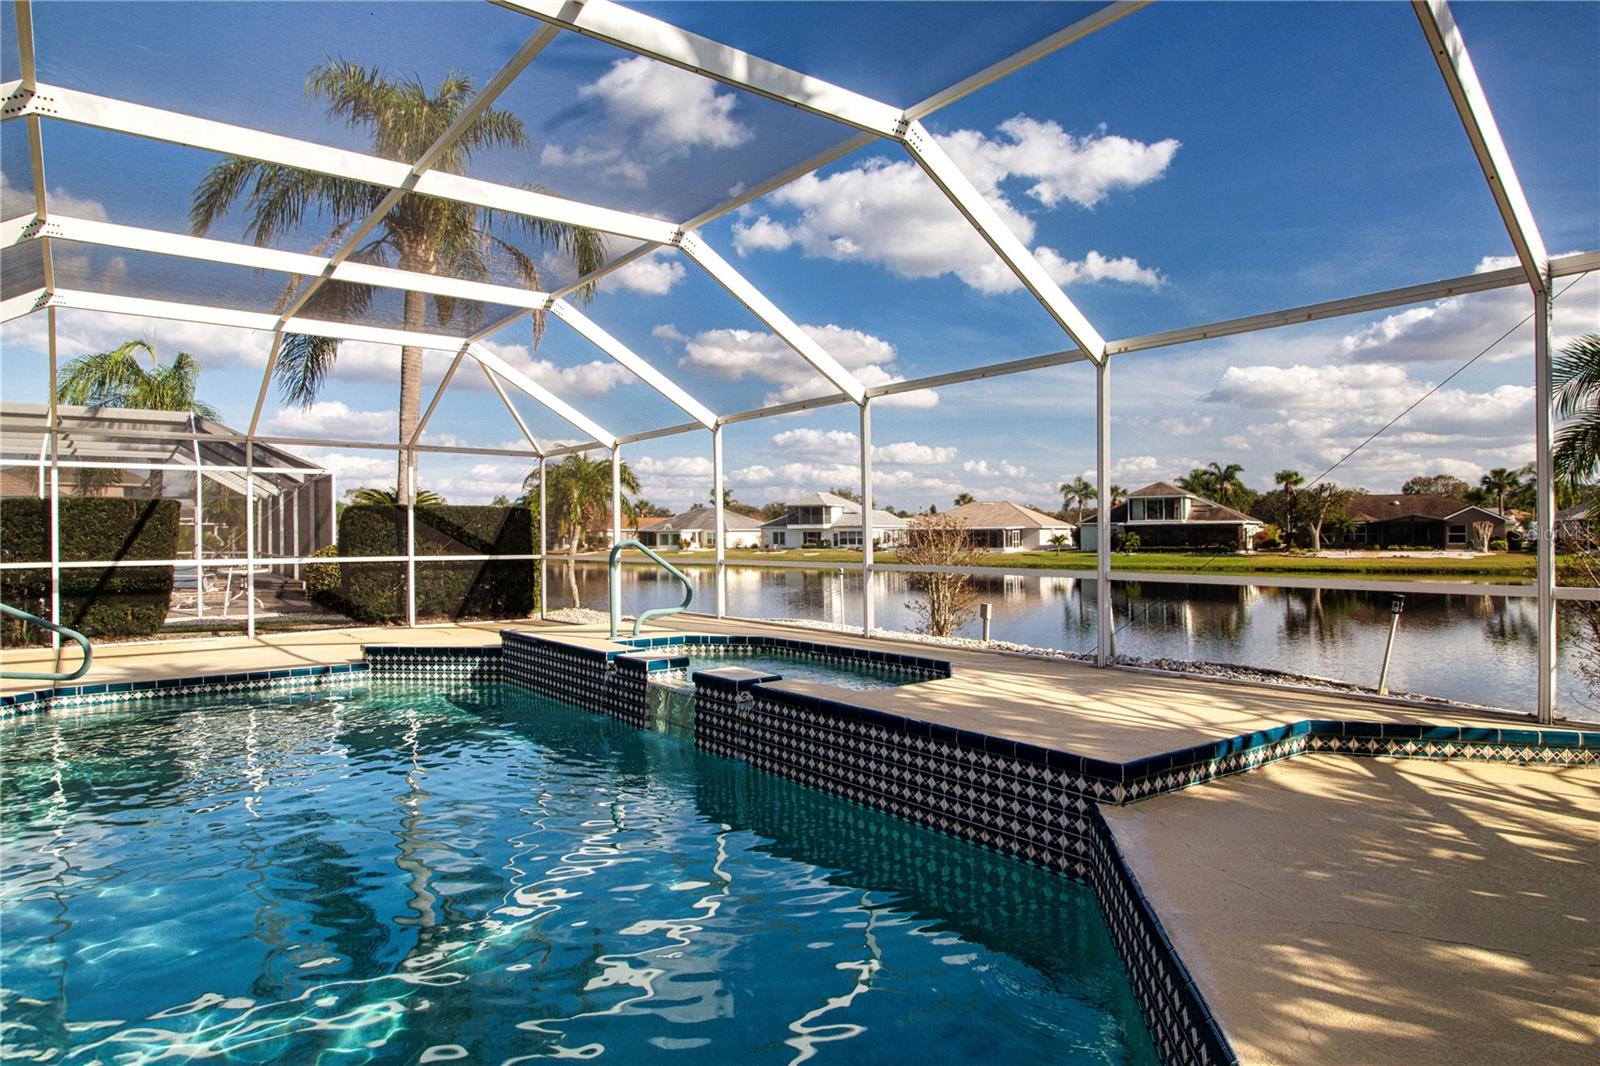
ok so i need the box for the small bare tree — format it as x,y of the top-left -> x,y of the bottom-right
900,513 -> 986,637
1471,520 -> 1494,552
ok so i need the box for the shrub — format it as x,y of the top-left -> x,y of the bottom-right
333,504 -> 537,623
0,498 -> 179,645
1489,538 -> 1508,552
305,543 -> 341,604
1114,531 -> 1141,553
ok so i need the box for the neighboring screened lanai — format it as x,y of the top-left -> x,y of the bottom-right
1,1 -> 1595,721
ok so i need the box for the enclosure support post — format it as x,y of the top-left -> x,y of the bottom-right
405,461 -> 418,629
191,424 -> 204,619
1095,360 -> 1113,667
537,456 -> 548,621
713,425 -> 726,618
47,306 -> 60,650
245,440 -> 256,639
860,398 -> 874,638
610,444 -> 622,549
1535,288 -> 1556,724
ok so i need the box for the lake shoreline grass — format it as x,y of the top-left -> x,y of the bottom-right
584,548 -> 1537,580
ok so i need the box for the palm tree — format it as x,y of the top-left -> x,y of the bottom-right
1047,532 -> 1070,553
1555,334 -> 1600,491
953,492 -> 975,507
1205,461 -> 1247,507
349,486 -> 446,507
55,339 -> 218,418
1108,484 -> 1128,505
191,59 -> 607,504
1273,468 -> 1303,539
1478,467 -> 1523,515
522,454 -> 640,562
1058,476 -> 1096,521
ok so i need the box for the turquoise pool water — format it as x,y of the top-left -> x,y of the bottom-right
680,650 -> 931,690
0,684 -> 1156,1064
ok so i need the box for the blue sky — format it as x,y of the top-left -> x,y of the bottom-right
3,1 -> 1597,511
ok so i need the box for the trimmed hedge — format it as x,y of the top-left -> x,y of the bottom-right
1,498 -> 180,645
322,505 -> 537,623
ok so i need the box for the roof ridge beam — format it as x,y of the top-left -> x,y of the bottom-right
549,299 -> 718,427
676,232 -> 867,404
494,0 -> 904,136
905,2 -> 1151,120
1413,0 -> 1549,294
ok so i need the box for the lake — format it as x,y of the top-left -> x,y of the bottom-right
550,561 -> 1599,724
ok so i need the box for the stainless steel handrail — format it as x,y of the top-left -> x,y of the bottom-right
1,603 -> 94,682
608,540 -> 693,639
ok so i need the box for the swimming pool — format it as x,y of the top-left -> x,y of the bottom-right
0,683 -> 1157,1064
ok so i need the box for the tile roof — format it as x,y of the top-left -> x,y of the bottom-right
654,505 -> 763,533
944,500 -> 1073,528
1345,494 -> 1505,522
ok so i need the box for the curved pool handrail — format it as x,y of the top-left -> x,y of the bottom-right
608,540 -> 693,639
1,602 -> 93,682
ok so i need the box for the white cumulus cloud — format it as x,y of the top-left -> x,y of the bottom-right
730,117 -> 1173,295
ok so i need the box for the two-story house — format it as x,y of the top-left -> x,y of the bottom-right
1079,481 -> 1262,551
760,492 -> 909,548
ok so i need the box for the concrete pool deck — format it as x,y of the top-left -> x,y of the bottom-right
1102,755 -> 1600,1066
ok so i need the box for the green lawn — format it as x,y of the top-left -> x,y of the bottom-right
599,547 -> 1537,579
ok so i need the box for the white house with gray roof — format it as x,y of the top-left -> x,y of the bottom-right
943,500 -> 1076,551
761,492 -> 908,549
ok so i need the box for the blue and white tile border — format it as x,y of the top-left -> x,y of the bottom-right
0,661 -> 369,713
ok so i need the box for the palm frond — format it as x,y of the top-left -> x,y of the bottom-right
275,333 -> 342,408
1554,334 -> 1600,422
55,341 -> 158,407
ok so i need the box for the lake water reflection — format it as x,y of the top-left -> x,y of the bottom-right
560,562 -> 1595,723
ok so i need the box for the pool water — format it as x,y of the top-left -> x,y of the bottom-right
680,650 -> 933,691
0,684 -> 1156,1064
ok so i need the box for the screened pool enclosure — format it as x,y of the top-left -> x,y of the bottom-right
1,1 -> 1595,722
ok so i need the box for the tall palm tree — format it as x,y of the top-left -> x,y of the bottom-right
1553,334 -> 1600,492
55,339 -> 218,418
953,492 -> 975,507
1108,484 -> 1128,505
1273,468 -> 1303,539
1204,461 -> 1247,507
191,60 -> 607,504
1478,467 -> 1523,515
1058,476 -> 1096,521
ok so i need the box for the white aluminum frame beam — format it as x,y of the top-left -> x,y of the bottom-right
481,363 -> 544,455
3,82 -> 681,246
36,289 -> 615,446
1413,0 -> 1550,295
901,120 -> 1106,361
677,232 -> 867,404
550,299 -> 717,427
496,0 -> 905,136
904,2 -> 1151,120
6,214 -> 555,310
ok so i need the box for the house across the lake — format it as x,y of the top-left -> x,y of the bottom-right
636,505 -> 762,549
761,492 -> 908,548
1079,482 -> 1263,551
943,500 -> 1075,551
1330,494 -> 1508,550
